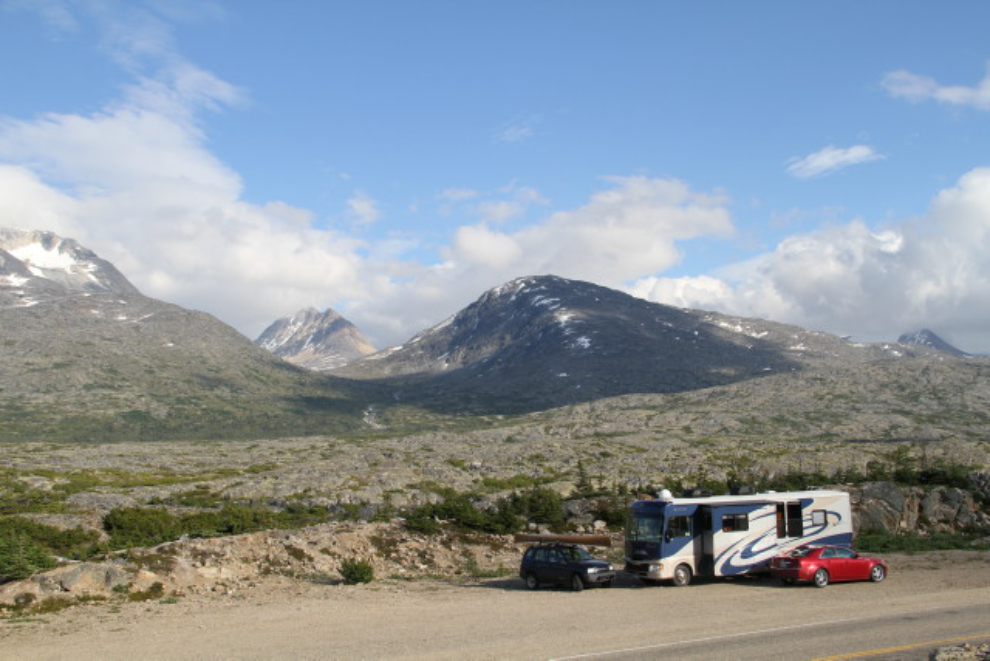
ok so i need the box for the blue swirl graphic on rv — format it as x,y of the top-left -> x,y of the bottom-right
717,507 -> 848,575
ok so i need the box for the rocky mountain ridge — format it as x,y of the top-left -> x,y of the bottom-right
255,307 -> 375,371
2,229 -> 985,443
0,228 -> 139,303
0,228 -> 376,442
335,275 -> 955,413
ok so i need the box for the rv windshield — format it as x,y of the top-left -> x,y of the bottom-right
626,512 -> 663,542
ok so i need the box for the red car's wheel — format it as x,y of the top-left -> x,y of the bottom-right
813,568 -> 830,588
870,564 -> 886,583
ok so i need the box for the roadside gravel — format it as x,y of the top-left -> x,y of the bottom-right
2,551 -> 988,660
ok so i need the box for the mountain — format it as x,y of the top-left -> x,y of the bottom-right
898,329 -> 969,357
335,275 -> 949,413
3,232 -> 983,444
0,227 -> 140,301
256,307 -> 376,371
0,228 -> 375,441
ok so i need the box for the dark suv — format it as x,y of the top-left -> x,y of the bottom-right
519,543 -> 616,591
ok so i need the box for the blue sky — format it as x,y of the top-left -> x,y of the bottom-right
2,1 -> 990,353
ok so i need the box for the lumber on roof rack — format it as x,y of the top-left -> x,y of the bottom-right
512,533 -> 612,547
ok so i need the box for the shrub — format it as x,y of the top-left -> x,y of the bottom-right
0,517 -> 101,560
0,532 -> 56,582
340,558 -> 374,585
510,487 -> 567,531
103,507 -> 180,549
128,581 -> 166,602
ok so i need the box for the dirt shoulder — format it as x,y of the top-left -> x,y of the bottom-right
2,550 -> 988,660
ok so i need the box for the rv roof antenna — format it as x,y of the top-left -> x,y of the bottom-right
657,489 -> 673,501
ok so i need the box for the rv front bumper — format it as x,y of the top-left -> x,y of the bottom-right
625,561 -> 664,580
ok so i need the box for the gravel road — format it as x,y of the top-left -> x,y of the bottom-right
2,551 -> 988,660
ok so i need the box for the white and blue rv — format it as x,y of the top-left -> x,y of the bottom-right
624,488 -> 853,586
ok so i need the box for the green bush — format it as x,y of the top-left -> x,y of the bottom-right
0,517 -> 101,560
101,503 -> 335,551
340,558 -> 374,584
103,507 -> 180,549
0,532 -> 56,582
510,487 -> 567,531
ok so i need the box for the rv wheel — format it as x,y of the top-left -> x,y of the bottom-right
672,564 -> 692,587
813,568 -> 830,588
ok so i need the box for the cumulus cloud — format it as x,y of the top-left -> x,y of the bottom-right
0,4 -> 366,338
786,145 -> 885,179
883,64 -> 990,111
340,176 -> 735,346
0,54 -> 736,350
346,191 -> 381,226
636,168 -> 990,353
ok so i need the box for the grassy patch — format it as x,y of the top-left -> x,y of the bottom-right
856,531 -> 990,554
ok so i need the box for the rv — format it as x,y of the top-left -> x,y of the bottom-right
624,488 -> 853,586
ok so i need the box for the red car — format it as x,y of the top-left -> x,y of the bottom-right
769,545 -> 888,588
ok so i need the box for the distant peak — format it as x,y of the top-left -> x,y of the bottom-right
0,227 -> 140,297
897,329 -> 968,357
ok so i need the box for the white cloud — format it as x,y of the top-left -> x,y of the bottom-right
0,57 -> 735,350
0,165 -> 82,238
638,168 -> 990,353
343,176 -> 735,346
628,274 -> 734,310
786,145 -> 885,179
495,115 -> 540,144
882,64 -> 990,111
437,188 -> 478,202
346,191 -> 381,226
452,225 -> 522,268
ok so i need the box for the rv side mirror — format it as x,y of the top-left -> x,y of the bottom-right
664,530 -> 672,544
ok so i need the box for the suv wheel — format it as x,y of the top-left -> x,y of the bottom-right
570,574 -> 585,592
524,573 -> 539,590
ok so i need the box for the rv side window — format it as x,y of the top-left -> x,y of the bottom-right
667,516 -> 691,540
721,514 -> 749,532
812,510 -> 826,526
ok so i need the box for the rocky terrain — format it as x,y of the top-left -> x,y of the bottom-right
0,520 -> 527,607
3,231 -> 988,448
2,548 -> 988,661
2,474 -> 988,608
0,229 -> 405,441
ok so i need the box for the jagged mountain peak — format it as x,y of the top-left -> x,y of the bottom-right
0,227 -> 139,303
256,306 -> 376,371
898,329 -> 968,357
